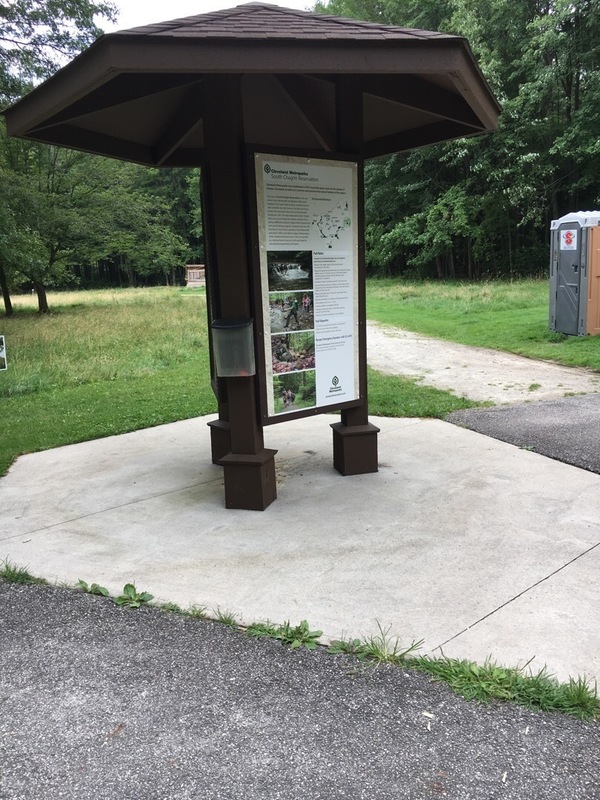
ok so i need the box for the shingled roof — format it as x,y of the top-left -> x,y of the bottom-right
117,3 -> 452,41
4,3 -> 500,166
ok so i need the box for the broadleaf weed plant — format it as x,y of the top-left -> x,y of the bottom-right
77,579 -> 109,597
247,619 -> 323,651
114,583 -> 153,609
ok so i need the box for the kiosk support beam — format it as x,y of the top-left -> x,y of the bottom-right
203,75 -> 277,509
331,76 -> 379,474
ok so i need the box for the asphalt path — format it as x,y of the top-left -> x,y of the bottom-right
447,393 -> 600,475
2,583 -> 598,800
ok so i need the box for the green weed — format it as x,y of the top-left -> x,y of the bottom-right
159,602 -> 184,614
213,607 -> 239,627
114,583 -> 153,609
246,621 -> 279,639
187,604 -> 208,619
77,579 -> 109,597
329,623 -> 423,665
412,656 -> 599,720
2,570 -> 598,720
247,619 -> 323,650
0,559 -> 47,585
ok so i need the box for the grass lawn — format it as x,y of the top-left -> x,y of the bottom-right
5,278 -> 599,476
367,278 -> 600,371
1,286 -> 475,475
1,289 -> 216,475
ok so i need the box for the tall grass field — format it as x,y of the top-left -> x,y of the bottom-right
1,288 -> 216,476
3,279 -> 597,475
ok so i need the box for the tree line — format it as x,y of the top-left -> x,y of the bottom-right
0,0 -> 202,314
1,0 -> 599,314
317,0 -> 599,280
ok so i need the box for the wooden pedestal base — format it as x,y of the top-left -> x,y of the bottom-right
207,419 -> 231,464
330,421 -> 380,475
218,449 -> 278,510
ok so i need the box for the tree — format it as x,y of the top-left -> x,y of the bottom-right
136,166 -> 204,266
0,0 -> 116,104
317,0 -> 600,279
0,0 -> 117,314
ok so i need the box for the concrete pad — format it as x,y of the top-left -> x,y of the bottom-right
1,414 -> 598,683
439,544 -> 600,681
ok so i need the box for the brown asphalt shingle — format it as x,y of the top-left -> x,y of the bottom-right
115,2 -> 455,41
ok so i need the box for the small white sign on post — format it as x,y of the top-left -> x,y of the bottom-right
560,229 -> 578,250
0,335 -> 6,370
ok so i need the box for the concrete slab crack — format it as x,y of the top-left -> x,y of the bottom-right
434,540 -> 600,653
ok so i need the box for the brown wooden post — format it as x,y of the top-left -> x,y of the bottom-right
200,165 -> 231,464
202,75 -> 277,509
330,76 -> 380,475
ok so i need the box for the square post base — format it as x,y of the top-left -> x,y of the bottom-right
218,449 -> 278,510
208,419 -> 231,464
330,422 -> 380,476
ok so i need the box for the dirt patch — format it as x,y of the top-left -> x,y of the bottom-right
367,322 -> 600,404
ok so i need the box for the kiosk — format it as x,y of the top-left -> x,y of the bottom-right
4,4 -> 500,509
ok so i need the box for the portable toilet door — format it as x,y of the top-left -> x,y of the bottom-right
587,225 -> 600,335
551,219 -> 586,335
550,213 -> 592,335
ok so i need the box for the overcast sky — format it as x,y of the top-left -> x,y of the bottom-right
103,0 -> 314,31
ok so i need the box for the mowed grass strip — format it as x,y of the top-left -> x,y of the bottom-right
1,286 -> 478,475
367,278 -> 600,371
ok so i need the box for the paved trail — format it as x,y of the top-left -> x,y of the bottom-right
367,321 -> 600,404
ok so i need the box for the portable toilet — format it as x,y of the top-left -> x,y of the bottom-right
549,211 -> 600,335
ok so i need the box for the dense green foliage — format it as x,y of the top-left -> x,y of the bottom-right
318,0 -> 600,280
0,0 -> 116,105
0,129 -> 202,311
2,1 -> 600,314
0,0 -> 202,314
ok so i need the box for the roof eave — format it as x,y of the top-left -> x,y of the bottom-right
5,34 -> 499,139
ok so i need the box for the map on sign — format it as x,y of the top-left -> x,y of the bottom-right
312,202 -> 351,247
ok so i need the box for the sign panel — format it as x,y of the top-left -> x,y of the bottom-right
255,153 -> 359,419
560,229 -> 578,250
0,335 -> 6,370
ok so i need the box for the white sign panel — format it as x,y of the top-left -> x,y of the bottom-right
0,335 -> 6,371
560,229 -> 578,250
255,153 -> 359,419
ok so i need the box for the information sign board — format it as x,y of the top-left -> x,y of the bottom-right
254,153 -> 360,420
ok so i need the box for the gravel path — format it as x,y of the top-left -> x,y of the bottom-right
2,583 -> 598,800
367,322 -> 600,404
366,322 -> 600,474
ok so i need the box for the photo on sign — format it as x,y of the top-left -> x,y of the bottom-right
268,291 -> 314,333
0,335 -> 6,371
271,331 -> 315,374
267,250 -> 313,292
272,370 -> 316,415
